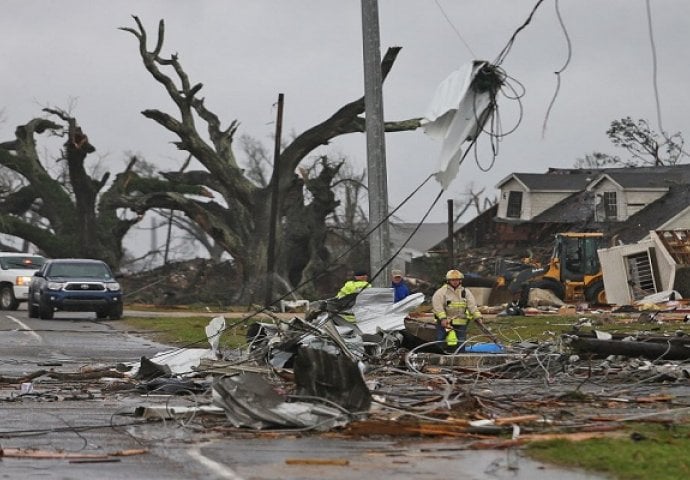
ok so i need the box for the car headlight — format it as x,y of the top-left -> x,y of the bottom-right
15,276 -> 33,286
47,281 -> 65,290
106,282 -> 121,292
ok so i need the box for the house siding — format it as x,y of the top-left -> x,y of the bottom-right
529,192 -> 572,219
590,178 -> 666,221
497,178 -> 571,220
623,191 -> 666,217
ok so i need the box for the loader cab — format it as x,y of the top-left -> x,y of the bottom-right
561,233 -> 603,279
544,233 -> 605,285
518,232 -> 608,305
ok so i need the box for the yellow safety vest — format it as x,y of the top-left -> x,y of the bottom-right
336,280 -> 371,298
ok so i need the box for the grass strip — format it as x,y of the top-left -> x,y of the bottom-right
527,423 -> 690,480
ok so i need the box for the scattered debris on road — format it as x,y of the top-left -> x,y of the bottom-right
4,288 -> 690,464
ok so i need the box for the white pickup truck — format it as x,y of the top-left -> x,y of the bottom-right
0,253 -> 46,310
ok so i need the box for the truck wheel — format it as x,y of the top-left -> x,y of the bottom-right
0,285 -> 19,310
28,301 -> 39,318
38,298 -> 54,320
586,280 -> 607,305
109,304 -> 123,320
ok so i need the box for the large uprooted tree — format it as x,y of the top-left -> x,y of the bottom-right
0,17 -> 421,301
0,108 -> 207,267
119,18 -> 422,298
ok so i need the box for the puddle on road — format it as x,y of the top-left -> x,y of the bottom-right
197,438 -> 606,480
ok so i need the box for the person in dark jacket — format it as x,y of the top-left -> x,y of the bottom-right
391,269 -> 411,302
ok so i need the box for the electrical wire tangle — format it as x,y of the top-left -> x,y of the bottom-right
466,62 -> 526,173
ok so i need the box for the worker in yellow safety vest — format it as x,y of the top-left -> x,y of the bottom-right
431,269 -> 483,352
333,270 -> 371,323
336,270 -> 371,298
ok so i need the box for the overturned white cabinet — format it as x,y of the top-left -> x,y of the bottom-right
598,230 -> 690,305
598,239 -> 657,305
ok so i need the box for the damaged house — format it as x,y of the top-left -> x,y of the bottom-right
425,164 -> 690,271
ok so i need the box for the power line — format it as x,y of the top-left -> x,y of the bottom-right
433,0 -> 477,58
645,0 -> 664,136
494,0 -> 547,66
541,0 -> 572,138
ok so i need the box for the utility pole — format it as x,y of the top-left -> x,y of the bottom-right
447,199 -> 454,268
265,93 -> 284,307
361,0 -> 391,287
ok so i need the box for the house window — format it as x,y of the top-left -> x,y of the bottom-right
506,191 -> 522,218
603,191 -> 617,219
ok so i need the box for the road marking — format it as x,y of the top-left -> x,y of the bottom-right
188,447 -> 245,480
7,315 -> 42,342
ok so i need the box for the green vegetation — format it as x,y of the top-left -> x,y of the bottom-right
527,423 -> 690,480
480,314 -> 690,343
124,315 -> 257,349
122,312 -> 690,354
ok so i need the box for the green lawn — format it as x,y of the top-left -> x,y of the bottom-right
123,315 -> 256,349
528,424 -> 690,480
477,313 -> 690,343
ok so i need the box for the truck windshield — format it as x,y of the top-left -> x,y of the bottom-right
48,263 -> 112,279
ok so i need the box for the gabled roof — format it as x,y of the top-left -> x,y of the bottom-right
496,172 -> 591,191
548,164 -> 690,176
498,164 -> 690,193
587,171 -> 676,190
529,164 -> 690,229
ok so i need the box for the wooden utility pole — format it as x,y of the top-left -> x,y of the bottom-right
447,199 -> 454,268
265,93 -> 284,307
361,0 -> 391,287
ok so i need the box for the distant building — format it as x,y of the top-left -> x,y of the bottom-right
389,222 -> 450,273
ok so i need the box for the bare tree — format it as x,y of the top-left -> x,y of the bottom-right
574,152 -> 621,169
453,184 -> 497,223
115,17 -> 421,300
0,18 -> 421,300
239,134 -> 272,188
576,117 -> 687,168
0,108 -> 208,266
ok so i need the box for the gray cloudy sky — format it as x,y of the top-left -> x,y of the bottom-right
3,0 -> 689,231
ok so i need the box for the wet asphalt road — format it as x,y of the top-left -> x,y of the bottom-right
0,307 -> 604,479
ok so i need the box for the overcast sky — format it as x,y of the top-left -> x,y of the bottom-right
3,0 -> 689,235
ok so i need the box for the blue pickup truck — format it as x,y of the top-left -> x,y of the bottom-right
28,258 -> 123,320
